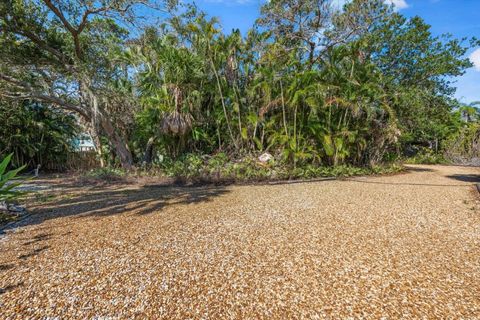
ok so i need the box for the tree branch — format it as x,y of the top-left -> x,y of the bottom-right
42,0 -> 82,57
42,0 -> 76,34
0,73 -> 90,120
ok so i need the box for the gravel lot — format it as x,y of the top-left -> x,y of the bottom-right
1,165 -> 479,319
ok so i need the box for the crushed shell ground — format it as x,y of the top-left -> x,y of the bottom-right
0,165 -> 479,319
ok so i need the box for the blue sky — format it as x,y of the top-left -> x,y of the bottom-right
192,0 -> 480,103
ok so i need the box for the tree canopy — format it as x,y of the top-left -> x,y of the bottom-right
0,0 -> 477,169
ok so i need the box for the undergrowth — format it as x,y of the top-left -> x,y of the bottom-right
86,167 -> 127,180
85,153 -> 404,183
404,148 -> 450,165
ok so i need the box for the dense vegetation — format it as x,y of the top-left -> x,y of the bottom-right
0,0 -> 478,176
0,100 -> 78,168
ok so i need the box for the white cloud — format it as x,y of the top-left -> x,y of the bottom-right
385,0 -> 409,10
470,48 -> 480,71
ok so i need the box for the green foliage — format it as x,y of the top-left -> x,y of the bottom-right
405,148 -> 449,165
0,0 -> 160,168
0,101 -> 78,168
0,153 -> 26,202
1,0 -> 476,172
444,121 -> 480,163
142,153 -> 404,182
124,2 -> 473,170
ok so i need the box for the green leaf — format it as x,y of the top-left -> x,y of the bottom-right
322,135 -> 335,157
241,127 -> 248,140
0,153 -> 13,177
253,137 -> 263,150
334,137 -> 344,152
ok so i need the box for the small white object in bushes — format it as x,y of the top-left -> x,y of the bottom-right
258,153 -> 273,163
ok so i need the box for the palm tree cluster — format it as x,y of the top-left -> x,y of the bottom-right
124,2 -> 472,168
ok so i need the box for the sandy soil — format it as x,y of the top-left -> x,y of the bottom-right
0,165 -> 479,319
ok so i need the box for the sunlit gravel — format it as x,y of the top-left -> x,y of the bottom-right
1,165 -> 479,318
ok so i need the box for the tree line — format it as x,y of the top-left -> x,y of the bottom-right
0,0 -> 478,170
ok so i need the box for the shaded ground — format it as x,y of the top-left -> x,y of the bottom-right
0,165 -> 479,318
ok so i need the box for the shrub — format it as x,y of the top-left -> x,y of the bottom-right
142,153 -> 404,182
86,167 -> 126,180
405,148 -> 449,165
0,153 -> 27,202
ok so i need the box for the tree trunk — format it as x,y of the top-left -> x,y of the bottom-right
89,126 -> 105,168
79,79 -> 133,169
143,136 -> 155,165
100,116 -> 133,169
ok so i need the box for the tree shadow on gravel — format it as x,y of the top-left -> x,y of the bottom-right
0,265 -> 21,296
17,245 -> 50,260
0,264 -> 14,271
0,282 -> 24,295
1,184 -> 230,233
406,167 -> 435,172
22,233 -> 53,246
446,174 -> 480,183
